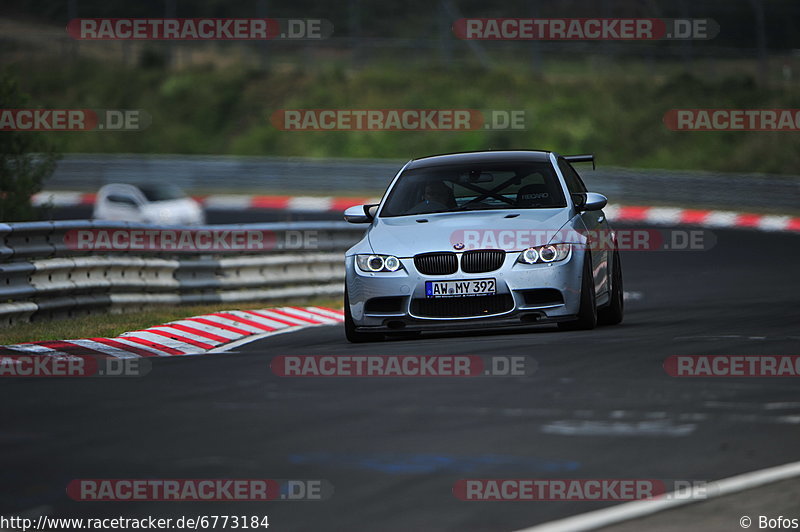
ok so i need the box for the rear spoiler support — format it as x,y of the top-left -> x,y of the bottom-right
564,154 -> 595,170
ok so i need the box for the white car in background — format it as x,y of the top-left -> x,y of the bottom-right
93,183 -> 205,225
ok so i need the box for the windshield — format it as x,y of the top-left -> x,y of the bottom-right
379,162 -> 566,217
137,184 -> 187,202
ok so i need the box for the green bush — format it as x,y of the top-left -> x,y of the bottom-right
0,73 -> 59,221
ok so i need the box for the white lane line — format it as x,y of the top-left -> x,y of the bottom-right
622,291 -> 643,301
704,401 -> 760,409
541,420 -> 696,437
391,406 -> 710,426
674,335 -> 767,341
765,402 -> 800,410
513,459 -> 800,532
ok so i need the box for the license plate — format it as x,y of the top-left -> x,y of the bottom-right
425,278 -> 496,298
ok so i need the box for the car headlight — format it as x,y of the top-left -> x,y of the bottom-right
356,254 -> 403,272
517,244 -> 570,264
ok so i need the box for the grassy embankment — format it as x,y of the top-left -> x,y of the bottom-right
9,57 -> 800,176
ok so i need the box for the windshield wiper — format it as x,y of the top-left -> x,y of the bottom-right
455,203 -> 500,211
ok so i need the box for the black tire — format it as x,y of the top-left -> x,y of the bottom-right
598,250 -> 624,326
344,289 -> 384,343
558,253 -> 598,331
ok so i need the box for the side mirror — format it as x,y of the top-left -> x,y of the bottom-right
573,192 -> 607,212
344,204 -> 378,223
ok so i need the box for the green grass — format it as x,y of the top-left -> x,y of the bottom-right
7,57 -> 800,175
0,298 -> 343,345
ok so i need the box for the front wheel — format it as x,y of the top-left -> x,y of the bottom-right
344,289 -> 384,343
598,249 -> 624,326
558,253 -> 597,331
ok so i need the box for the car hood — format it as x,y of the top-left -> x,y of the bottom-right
367,209 -> 573,256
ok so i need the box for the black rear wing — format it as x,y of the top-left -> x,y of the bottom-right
564,154 -> 595,170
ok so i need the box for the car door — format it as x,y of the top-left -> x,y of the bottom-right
557,157 -> 610,297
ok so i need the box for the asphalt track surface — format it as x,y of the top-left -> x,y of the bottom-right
2,227 -> 799,531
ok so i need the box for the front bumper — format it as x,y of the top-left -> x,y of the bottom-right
345,250 -> 584,332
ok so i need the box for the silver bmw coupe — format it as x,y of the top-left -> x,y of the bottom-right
343,150 -> 623,342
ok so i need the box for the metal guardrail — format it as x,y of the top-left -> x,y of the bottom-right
46,154 -> 405,194
0,220 -> 364,327
44,154 -> 800,212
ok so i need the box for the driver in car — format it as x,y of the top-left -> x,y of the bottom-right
408,181 -> 454,214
